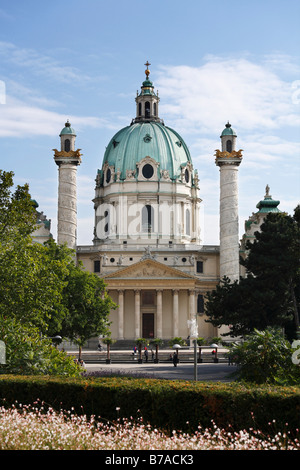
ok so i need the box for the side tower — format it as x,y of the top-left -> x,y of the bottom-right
215,123 -> 243,282
53,121 -> 82,249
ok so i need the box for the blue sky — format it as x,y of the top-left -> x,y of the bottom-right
0,0 -> 299,245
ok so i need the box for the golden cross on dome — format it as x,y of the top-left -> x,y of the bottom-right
145,61 -> 151,78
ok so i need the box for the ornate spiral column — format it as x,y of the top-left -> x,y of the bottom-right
215,139 -> 243,282
53,121 -> 82,250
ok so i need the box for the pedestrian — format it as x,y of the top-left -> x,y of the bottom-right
172,352 -> 178,367
144,347 -> 148,362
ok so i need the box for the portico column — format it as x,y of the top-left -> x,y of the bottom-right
189,289 -> 196,319
134,290 -> 141,339
172,289 -> 179,337
118,290 -> 124,340
189,289 -> 196,345
156,290 -> 163,338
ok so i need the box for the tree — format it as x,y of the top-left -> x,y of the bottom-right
135,338 -> 147,363
242,208 -> 300,338
0,170 -> 36,241
229,328 -> 300,385
0,315 -> 81,377
0,171 -> 69,332
60,262 -> 116,360
150,338 -> 163,363
205,207 -> 300,339
102,336 -> 116,364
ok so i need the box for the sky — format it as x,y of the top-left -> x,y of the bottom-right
0,0 -> 299,246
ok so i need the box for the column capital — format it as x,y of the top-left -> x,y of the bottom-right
214,149 -> 243,167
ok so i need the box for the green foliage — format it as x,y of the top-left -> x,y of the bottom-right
242,209 -> 300,337
0,170 -> 116,371
196,337 -> 205,345
0,239 -> 70,332
0,173 -> 71,333
135,338 -> 147,345
0,315 -> 81,377
168,337 -> 187,347
229,328 -> 300,385
102,337 -> 116,345
0,170 -> 36,241
0,374 -> 299,435
205,207 -> 300,338
61,261 -> 116,354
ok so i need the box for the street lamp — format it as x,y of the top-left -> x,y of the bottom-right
187,319 -> 198,381
49,335 -> 62,348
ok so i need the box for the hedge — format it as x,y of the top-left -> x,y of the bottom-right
0,374 -> 299,434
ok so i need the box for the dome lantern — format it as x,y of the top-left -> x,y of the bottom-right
134,61 -> 162,124
59,120 -> 76,152
220,122 -> 237,153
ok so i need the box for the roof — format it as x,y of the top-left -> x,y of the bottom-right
256,196 -> 280,213
60,120 -> 76,136
101,121 -> 192,181
221,122 -> 237,137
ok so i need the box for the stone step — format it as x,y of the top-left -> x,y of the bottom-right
68,350 -> 229,364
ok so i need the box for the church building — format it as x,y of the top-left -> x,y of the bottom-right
48,62 -> 279,345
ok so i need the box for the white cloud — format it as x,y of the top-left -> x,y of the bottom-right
157,55 -> 299,135
0,41 -> 94,85
0,95 -> 118,137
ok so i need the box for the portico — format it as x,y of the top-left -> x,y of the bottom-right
103,258 -> 215,341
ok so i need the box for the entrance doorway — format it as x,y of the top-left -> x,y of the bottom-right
142,313 -> 154,338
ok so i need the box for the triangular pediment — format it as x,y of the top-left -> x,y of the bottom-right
103,258 -> 197,280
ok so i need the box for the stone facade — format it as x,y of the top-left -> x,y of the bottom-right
54,68 -> 246,344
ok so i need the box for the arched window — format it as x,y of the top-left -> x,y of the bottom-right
104,210 -> 109,235
64,139 -> 70,152
226,140 -> 232,152
154,102 -> 157,116
186,209 -> 190,235
145,101 -> 150,118
142,205 -> 154,232
138,102 -> 142,116
197,294 -> 204,314
94,260 -> 101,273
106,168 -> 111,184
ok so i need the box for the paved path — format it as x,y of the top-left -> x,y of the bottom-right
84,362 -> 238,382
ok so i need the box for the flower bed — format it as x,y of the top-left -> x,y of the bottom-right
0,403 -> 299,450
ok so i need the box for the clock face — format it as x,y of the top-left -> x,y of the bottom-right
185,169 -> 189,183
142,163 -> 154,179
106,168 -> 111,184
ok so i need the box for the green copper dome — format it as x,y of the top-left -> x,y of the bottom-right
60,120 -> 76,136
221,122 -> 237,137
256,186 -> 280,213
101,121 -> 192,181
